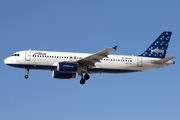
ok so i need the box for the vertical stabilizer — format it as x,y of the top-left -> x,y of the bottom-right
139,31 -> 172,58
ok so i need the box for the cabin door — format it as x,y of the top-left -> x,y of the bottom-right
25,51 -> 31,61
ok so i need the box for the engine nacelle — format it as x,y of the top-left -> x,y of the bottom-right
57,62 -> 78,72
52,70 -> 76,79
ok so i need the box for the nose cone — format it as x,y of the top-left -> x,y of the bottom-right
4,57 -> 11,65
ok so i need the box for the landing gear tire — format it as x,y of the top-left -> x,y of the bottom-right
25,75 -> 29,79
80,78 -> 86,85
84,74 -> 90,80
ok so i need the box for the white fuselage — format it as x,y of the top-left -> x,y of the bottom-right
4,50 -> 174,74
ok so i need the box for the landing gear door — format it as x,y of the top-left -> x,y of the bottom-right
137,57 -> 142,67
25,51 -> 31,61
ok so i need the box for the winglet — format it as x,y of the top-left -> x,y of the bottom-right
113,45 -> 118,50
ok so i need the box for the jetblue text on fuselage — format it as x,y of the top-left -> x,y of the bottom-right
34,52 -> 47,56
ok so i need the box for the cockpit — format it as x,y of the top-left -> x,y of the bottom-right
11,54 -> 20,56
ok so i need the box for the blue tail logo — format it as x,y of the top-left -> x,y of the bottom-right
139,31 -> 172,58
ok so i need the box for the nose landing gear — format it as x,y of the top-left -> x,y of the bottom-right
25,68 -> 29,79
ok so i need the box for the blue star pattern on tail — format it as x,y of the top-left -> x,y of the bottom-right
139,31 -> 172,58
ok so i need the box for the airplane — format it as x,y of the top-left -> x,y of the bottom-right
4,31 -> 175,84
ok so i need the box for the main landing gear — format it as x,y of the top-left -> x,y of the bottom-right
80,74 -> 90,85
25,68 -> 29,79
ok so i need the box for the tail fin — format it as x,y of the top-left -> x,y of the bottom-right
139,31 -> 172,58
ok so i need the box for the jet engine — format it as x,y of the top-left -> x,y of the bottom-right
57,62 -> 79,72
52,70 -> 76,79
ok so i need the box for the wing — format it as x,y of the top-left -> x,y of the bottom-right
77,46 -> 118,69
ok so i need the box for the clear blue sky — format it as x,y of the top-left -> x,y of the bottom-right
1,0 -> 180,120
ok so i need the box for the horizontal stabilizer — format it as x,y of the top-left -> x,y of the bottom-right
152,56 -> 175,64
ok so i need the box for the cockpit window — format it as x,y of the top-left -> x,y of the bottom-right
12,54 -> 20,57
